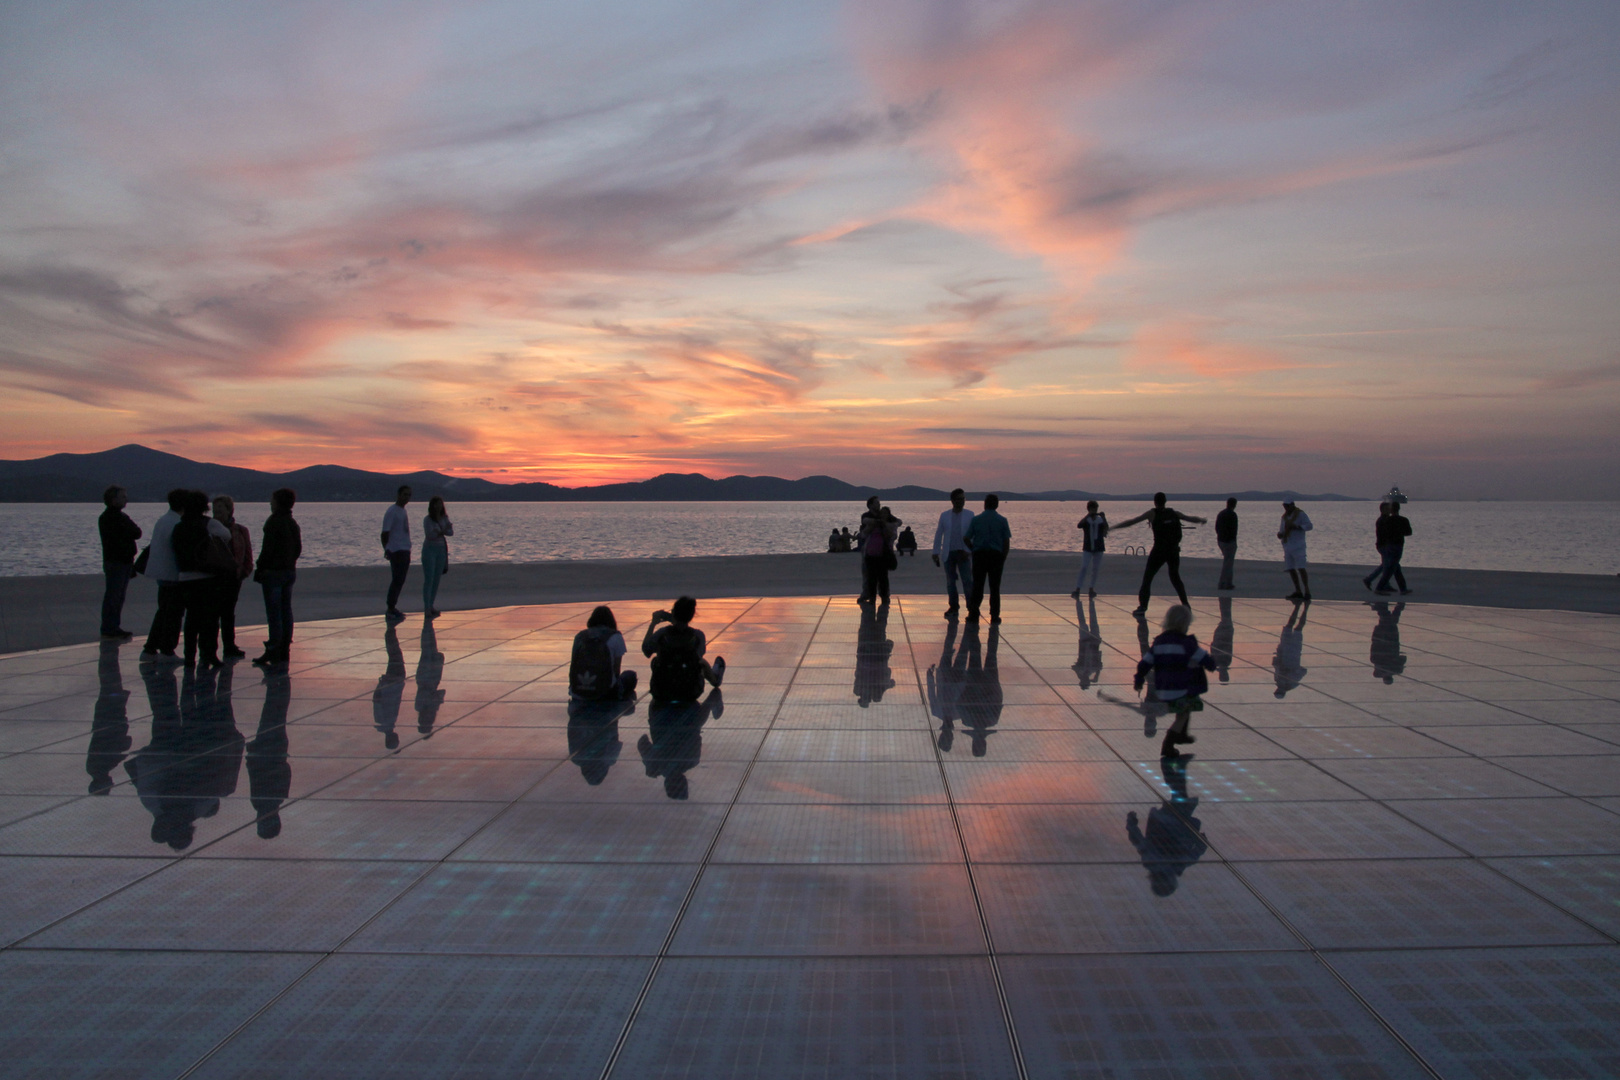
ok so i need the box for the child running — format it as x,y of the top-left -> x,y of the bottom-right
1134,604 -> 1217,759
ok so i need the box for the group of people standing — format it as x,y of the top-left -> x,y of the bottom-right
99,485 -> 301,667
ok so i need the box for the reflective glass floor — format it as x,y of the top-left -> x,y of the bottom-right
1,594 -> 1617,1079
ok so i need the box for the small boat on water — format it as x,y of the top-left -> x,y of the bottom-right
1383,486 -> 1409,505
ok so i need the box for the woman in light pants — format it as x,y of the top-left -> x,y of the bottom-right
1071,501 -> 1108,598
421,497 -> 453,618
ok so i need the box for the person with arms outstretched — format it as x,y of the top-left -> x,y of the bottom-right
1113,493 -> 1205,615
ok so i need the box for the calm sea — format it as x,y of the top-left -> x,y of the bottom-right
4,500 -> 1616,577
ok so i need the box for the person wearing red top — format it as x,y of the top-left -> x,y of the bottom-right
211,496 -> 255,660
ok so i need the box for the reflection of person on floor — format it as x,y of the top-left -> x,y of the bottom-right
128,664 -> 243,850
1369,601 -> 1407,684
246,667 -> 292,838
373,624 -> 407,749
1126,755 -> 1208,896
1210,596 -> 1234,685
1135,604 -> 1215,758
1272,600 -> 1310,698
639,690 -> 723,799
567,698 -> 627,785
854,601 -> 895,706
959,625 -> 1004,757
1072,595 -> 1104,690
927,620 -> 968,751
88,641 -> 133,794
415,623 -> 447,734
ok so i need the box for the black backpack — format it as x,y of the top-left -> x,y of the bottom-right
649,625 -> 705,702
569,628 -> 618,700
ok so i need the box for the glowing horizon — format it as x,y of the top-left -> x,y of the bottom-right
2,1 -> 1617,498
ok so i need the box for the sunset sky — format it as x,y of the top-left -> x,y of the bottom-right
1,0 -> 1616,496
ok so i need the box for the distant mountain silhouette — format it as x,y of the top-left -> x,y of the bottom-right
0,444 -> 1365,503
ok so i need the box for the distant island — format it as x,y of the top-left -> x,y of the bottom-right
0,444 -> 1366,504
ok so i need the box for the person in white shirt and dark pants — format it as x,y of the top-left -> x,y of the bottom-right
381,486 -> 413,621
931,488 -> 975,620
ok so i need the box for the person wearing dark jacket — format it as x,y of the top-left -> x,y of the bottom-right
1070,500 -> 1107,599
1134,604 -> 1216,759
1362,502 -> 1413,595
963,493 -> 1011,624
98,485 -> 142,639
1114,493 -> 1206,614
1215,498 -> 1239,590
212,495 -> 254,660
253,488 -> 302,666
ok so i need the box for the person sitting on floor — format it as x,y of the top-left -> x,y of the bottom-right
641,596 -> 725,703
569,605 -> 639,702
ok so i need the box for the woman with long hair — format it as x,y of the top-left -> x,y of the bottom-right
421,496 -> 453,618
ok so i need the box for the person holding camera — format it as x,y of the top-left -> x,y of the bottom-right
641,596 -> 725,703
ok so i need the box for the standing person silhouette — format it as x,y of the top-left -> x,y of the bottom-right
211,496 -> 253,660
140,489 -> 188,661
1070,500 -> 1108,598
856,496 -> 900,604
963,493 -> 1011,625
98,485 -> 141,640
931,488 -> 975,620
1114,493 -> 1206,616
253,488 -> 301,667
421,496 -> 453,618
1278,500 -> 1313,600
1362,501 -> 1413,595
1215,498 -> 1239,590
381,485 -> 412,622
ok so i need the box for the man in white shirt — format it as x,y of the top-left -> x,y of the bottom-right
931,488 -> 975,620
140,489 -> 188,659
381,486 -> 413,621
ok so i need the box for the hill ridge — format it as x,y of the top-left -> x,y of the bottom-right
0,444 -> 1366,503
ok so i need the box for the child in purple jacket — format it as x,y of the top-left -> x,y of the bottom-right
1135,605 -> 1216,758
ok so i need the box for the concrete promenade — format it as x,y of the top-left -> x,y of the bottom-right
4,551 -> 1617,655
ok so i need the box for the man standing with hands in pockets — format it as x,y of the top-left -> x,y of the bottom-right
931,488 -> 975,620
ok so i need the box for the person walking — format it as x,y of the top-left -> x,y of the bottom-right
1278,500 -> 1313,600
98,485 -> 141,640
1133,604 -> 1216,759
931,488 -> 975,619
1215,498 -> 1239,590
856,496 -> 900,604
1114,493 -> 1206,615
252,488 -> 301,666
421,496 -> 453,618
963,493 -> 1011,625
1070,500 -> 1108,598
381,485 -> 412,621
140,489 -> 188,660
211,496 -> 253,659
1362,501 -> 1413,595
